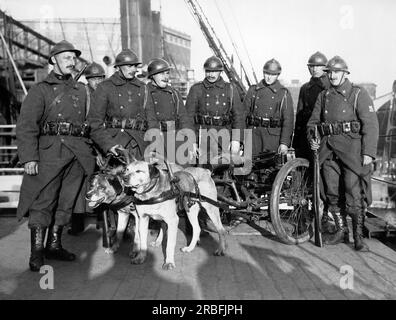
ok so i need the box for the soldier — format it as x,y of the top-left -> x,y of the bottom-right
145,58 -> 194,165
244,59 -> 294,156
293,52 -> 330,160
85,61 -> 106,92
307,56 -> 379,250
88,49 -> 148,159
87,49 -> 148,241
68,61 -> 107,236
16,40 -> 96,271
185,56 -> 245,166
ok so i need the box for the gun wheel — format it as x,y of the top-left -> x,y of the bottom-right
270,158 -> 314,244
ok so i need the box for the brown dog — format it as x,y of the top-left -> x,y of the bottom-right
123,159 -> 227,270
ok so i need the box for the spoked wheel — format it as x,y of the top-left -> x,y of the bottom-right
270,158 -> 313,244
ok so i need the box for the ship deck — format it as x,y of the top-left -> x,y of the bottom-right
1,215 -> 396,300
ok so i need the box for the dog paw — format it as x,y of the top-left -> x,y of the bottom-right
104,247 -> 115,254
180,246 -> 193,253
150,240 -> 162,247
131,254 -> 146,265
162,262 -> 176,270
213,249 -> 226,256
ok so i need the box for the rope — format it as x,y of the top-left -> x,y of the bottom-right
371,176 -> 396,186
213,0 -> 251,85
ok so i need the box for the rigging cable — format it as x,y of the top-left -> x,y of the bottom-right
213,0 -> 251,86
225,0 -> 258,83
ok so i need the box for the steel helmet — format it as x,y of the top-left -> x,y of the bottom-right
114,49 -> 142,67
84,62 -> 106,79
263,59 -> 282,75
203,56 -> 224,71
307,51 -> 328,66
147,58 -> 172,78
324,56 -> 350,74
48,40 -> 81,65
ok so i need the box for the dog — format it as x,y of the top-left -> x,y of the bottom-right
85,155 -> 184,255
122,157 -> 227,270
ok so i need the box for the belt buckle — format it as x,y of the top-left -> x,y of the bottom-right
213,115 -> 221,126
58,122 -> 71,135
261,117 -> 270,127
204,115 -> 212,125
253,116 -> 261,127
342,122 -> 351,133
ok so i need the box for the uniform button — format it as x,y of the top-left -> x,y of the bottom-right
54,87 -> 57,91
120,106 -> 124,109
344,99 -> 347,102
222,93 -> 225,96
257,97 -> 260,100
342,90 -> 346,94
270,107 -> 272,110
272,96 -> 274,99
156,112 -> 159,115
61,138 -> 65,142
138,93 -> 141,96
121,129 -> 124,132
58,113 -> 62,117
223,102 -> 226,105
342,110 -> 346,113
154,101 -> 158,104
255,106 -> 257,109
325,110 -> 328,114
78,111 -> 81,114
206,94 -> 210,97
206,103 -> 210,106
118,93 -> 122,97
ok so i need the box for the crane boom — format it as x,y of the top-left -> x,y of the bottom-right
184,0 -> 248,97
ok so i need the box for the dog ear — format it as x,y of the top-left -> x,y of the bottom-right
148,164 -> 160,179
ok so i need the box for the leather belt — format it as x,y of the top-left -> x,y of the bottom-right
194,114 -> 232,126
105,118 -> 147,131
41,121 -> 90,137
318,120 -> 361,136
246,115 -> 281,128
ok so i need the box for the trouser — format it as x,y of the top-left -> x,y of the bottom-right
322,153 -> 363,216
252,127 -> 280,156
198,127 -> 230,165
28,157 -> 85,228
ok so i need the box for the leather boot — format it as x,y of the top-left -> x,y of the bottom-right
351,212 -> 368,251
29,225 -> 47,272
342,215 -> 350,244
45,225 -> 76,261
323,212 -> 347,245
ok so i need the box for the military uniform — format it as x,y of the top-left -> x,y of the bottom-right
88,71 -> 149,159
293,75 -> 330,159
16,71 -> 96,226
244,80 -> 294,155
185,76 -> 245,163
146,82 -> 194,164
307,78 -> 378,212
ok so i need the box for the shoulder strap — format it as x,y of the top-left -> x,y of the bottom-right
352,86 -> 361,115
227,82 -> 234,114
279,88 -> 288,113
250,84 -> 258,114
142,85 -> 149,109
84,84 -> 91,117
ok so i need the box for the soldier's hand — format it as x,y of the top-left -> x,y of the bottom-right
278,143 -> 288,155
109,144 -> 124,156
363,155 -> 373,166
24,161 -> 38,175
229,140 -> 240,155
310,139 -> 320,151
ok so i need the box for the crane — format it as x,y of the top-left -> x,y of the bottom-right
184,0 -> 250,98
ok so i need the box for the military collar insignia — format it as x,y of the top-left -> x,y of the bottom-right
110,72 -> 142,87
255,79 -> 280,93
44,71 -> 74,85
335,79 -> 352,97
203,77 -> 225,89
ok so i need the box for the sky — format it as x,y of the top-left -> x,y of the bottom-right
1,0 -> 395,96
